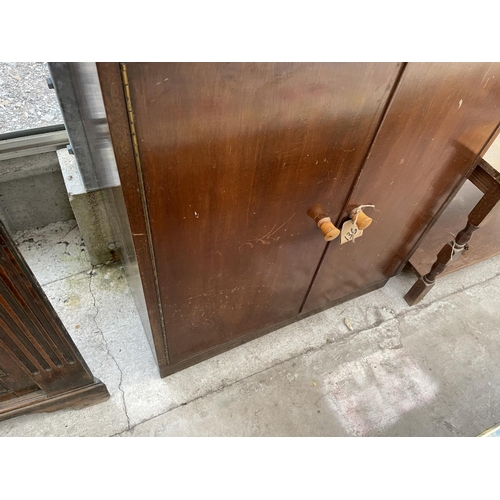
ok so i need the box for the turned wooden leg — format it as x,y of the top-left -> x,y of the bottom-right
404,222 -> 478,305
405,182 -> 500,306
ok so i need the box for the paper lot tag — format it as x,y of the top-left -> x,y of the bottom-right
340,219 -> 363,244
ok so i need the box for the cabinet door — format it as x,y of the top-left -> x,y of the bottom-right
103,63 -> 403,366
303,63 -> 500,313
0,219 -> 108,421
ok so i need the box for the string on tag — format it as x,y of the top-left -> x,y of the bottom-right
350,204 -> 375,227
345,204 -> 375,243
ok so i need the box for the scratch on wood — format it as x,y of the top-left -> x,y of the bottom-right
241,213 -> 296,249
239,242 -> 254,250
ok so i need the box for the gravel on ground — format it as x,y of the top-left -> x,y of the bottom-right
0,62 -> 63,134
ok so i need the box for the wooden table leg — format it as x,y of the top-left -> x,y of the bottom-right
404,222 -> 477,305
405,183 -> 500,306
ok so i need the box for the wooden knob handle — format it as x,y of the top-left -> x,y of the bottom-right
307,203 -> 326,221
354,210 -> 373,230
308,204 -> 340,242
318,217 -> 341,241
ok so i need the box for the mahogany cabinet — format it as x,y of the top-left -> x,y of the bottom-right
97,63 -> 500,377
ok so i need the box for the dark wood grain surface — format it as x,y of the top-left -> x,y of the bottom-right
124,63 -> 402,363
0,219 -> 109,419
0,222 -> 95,395
303,63 -> 500,313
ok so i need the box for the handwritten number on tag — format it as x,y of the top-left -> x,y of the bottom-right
346,226 -> 357,241
340,220 -> 363,245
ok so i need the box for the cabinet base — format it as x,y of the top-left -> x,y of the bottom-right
0,378 -> 110,422
159,278 -> 389,377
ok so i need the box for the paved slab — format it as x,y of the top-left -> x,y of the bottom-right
13,219 -> 90,286
123,275 -> 500,437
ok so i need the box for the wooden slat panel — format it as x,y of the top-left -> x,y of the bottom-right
0,220 -> 94,395
0,344 -> 38,396
0,246 -> 71,367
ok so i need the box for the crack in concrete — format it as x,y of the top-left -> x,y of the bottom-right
88,265 -> 131,431
116,323 -> 411,435
117,269 -> 500,436
42,268 -> 94,287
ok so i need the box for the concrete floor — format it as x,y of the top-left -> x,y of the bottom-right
0,219 -> 499,436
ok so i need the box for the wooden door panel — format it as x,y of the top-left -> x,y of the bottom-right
0,224 -> 94,396
303,63 -> 500,312
125,63 -> 403,363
